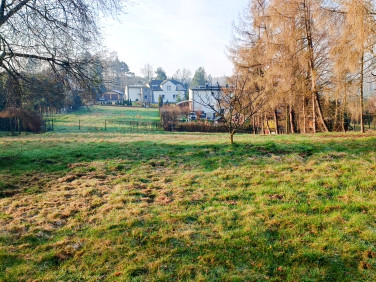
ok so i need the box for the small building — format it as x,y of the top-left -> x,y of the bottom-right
188,85 -> 223,119
102,90 -> 125,103
125,85 -> 152,103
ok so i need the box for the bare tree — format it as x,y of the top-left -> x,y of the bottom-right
334,0 -> 376,133
173,68 -> 192,84
0,0 -> 127,98
141,63 -> 154,82
193,74 -> 265,144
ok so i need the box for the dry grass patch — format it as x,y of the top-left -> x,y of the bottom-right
1,127 -> 376,280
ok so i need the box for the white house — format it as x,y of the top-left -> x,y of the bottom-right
126,79 -> 186,104
125,85 -> 152,103
148,79 -> 186,103
189,85 -> 223,119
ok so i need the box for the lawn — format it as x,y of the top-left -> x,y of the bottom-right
52,105 -> 161,133
1,106 -> 376,280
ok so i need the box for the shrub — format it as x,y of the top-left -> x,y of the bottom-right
0,108 -> 43,133
160,104 -> 181,130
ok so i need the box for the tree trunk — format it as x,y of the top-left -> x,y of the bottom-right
289,103 -> 295,134
286,106 -> 290,134
303,2 -> 328,133
333,91 -> 339,131
274,109 -> 279,135
342,82 -> 348,132
230,130 -> 236,145
10,117 -> 15,136
265,113 -> 271,135
313,82 -> 328,132
360,51 -> 365,133
302,95 -> 306,134
312,92 -> 316,133
253,116 -> 256,134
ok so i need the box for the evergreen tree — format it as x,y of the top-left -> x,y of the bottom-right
155,67 -> 167,80
191,67 -> 207,87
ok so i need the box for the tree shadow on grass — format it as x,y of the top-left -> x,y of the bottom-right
1,137 -> 375,175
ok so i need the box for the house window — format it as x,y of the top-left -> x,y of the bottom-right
162,95 -> 165,99
173,95 -> 177,99
167,86 -> 171,91
144,95 -> 148,99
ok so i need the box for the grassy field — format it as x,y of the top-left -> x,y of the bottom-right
1,106 -> 376,281
52,106 -> 161,133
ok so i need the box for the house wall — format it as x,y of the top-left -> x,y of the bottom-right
141,87 -> 152,103
189,89 -> 222,119
103,91 -> 123,102
126,87 -> 142,101
153,81 -> 184,103
161,81 -> 177,92
103,93 -> 119,101
153,91 -> 184,104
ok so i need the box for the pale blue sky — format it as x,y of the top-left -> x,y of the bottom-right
103,0 -> 249,77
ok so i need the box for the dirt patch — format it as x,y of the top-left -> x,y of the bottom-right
0,164 -> 114,237
0,162 -> 178,239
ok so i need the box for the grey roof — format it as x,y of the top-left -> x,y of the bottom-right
104,90 -> 124,95
175,84 -> 186,91
176,100 -> 190,106
147,79 -> 188,91
127,85 -> 145,88
190,86 -> 222,91
149,80 -> 163,91
164,79 -> 186,89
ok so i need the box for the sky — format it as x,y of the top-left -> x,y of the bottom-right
102,0 -> 249,78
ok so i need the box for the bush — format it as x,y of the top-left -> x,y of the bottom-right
176,121 -> 227,133
160,105 -> 181,130
0,108 -> 44,133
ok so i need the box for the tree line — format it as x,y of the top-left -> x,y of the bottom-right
228,0 -> 376,134
0,52 -> 130,114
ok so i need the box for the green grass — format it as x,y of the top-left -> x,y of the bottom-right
1,106 -> 376,280
52,105 -> 160,133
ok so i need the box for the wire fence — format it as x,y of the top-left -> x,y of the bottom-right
53,119 -> 163,133
0,117 -> 54,135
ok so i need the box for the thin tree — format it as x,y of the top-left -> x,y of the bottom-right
193,74 -> 265,144
141,64 -> 154,82
336,0 -> 376,133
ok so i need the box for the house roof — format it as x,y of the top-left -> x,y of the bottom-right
103,90 -> 124,95
163,79 -> 186,91
162,79 -> 184,86
190,86 -> 222,91
149,80 -> 164,91
148,79 -> 187,91
176,100 -> 190,106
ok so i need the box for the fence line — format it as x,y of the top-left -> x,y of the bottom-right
0,117 -> 54,134
51,119 -> 163,133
